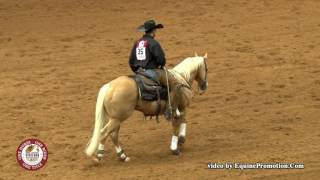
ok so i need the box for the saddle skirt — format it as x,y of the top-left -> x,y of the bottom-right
131,74 -> 168,101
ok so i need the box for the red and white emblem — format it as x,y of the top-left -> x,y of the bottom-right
16,138 -> 48,171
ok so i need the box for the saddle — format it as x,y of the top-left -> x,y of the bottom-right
129,72 -> 168,121
131,74 -> 168,101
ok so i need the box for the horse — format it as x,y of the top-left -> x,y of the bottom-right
85,53 -> 208,162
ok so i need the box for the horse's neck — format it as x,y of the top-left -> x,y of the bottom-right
173,58 -> 199,86
175,70 -> 195,86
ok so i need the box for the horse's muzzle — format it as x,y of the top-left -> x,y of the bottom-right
199,81 -> 208,92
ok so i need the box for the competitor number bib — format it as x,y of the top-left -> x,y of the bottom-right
136,40 -> 147,61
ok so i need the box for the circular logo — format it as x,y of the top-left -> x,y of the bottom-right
16,139 -> 48,171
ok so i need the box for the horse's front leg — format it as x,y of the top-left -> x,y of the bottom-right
178,117 -> 187,147
170,115 -> 187,155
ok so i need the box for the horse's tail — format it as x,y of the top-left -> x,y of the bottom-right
85,84 -> 110,157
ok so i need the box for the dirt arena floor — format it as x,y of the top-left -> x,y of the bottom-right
1,0 -> 320,179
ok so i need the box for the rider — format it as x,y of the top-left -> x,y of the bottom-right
129,20 -> 166,76
129,20 -> 183,119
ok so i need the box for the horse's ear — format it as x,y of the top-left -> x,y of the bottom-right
194,52 -> 198,57
204,52 -> 208,59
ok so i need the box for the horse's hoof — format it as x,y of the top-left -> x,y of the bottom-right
124,156 -> 130,162
178,136 -> 185,145
92,156 -> 102,163
171,149 -> 180,156
119,156 -> 131,162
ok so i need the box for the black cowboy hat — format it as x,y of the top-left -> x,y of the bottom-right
137,20 -> 164,32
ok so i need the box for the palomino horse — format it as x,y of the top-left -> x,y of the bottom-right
85,53 -> 208,162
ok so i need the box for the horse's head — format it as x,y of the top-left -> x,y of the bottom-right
173,53 -> 209,94
194,52 -> 208,94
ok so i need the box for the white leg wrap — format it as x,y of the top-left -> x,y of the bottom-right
98,144 -> 105,150
97,144 -> 105,158
120,153 -> 126,159
115,146 -> 122,154
170,135 -> 179,151
179,123 -> 187,137
176,108 -> 181,117
115,146 -> 130,162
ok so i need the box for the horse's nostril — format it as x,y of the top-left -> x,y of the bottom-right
199,81 -> 208,91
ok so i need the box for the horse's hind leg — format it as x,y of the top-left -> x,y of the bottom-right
96,118 -> 108,160
96,118 -> 120,161
111,126 -> 130,162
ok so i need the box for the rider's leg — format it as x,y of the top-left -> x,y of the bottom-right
153,69 -> 180,119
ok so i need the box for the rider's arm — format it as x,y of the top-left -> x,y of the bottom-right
129,43 -> 138,72
152,43 -> 166,68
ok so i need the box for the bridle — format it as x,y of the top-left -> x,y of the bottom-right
200,57 -> 208,91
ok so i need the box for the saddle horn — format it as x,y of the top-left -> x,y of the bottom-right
194,52 -> 198,57
204,52 -> 208,59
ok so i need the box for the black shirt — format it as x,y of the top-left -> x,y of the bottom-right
129,34 -> 166,72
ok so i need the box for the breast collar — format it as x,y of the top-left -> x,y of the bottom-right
170,70 -> 192,90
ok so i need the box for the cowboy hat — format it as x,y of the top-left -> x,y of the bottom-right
137,20 -> 164,32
